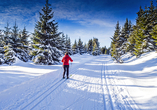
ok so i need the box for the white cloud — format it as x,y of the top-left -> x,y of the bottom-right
0,4 -> 42,31
54,8 -> 115,28
52,0 -> 115,28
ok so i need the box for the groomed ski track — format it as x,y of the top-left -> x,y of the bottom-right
0,55 -> 139,110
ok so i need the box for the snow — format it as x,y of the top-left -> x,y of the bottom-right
0,53 -> 157,109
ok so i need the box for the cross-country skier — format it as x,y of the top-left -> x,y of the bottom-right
62,52 -> 73,79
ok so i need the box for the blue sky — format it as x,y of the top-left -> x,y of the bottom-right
0,0 -> 156,48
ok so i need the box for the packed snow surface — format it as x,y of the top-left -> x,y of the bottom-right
0,52 -> 157,110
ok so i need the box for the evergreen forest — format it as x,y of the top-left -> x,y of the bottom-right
0,0 -> 109,65
110,1 -> 157,63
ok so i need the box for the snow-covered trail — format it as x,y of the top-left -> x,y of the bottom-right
0,54 -> 152,110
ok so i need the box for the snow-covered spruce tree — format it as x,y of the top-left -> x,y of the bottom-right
112,19 -> 133,60
126,25 -> 136,55
78,38 -> 84,55
133,27 -> 147,57
101,46 -> 107,54
0,30 -> 3,47
119,18 -> 133,54
31,0 -> 62,65
0,30 -> 4,64
92,38 -> 101,56
151,24 -> 157,47
4,43 -> 16,65
143,1 -> 157,50
3,22 -> 18,65
0,29 -> 4,48
3,21 -> 28,64
18,27 -> 30,62
105,47 -> 110,55
19,27 -> 29,46
87,39 -> 93,54
105,48 -> 109,54
12,22 -> 30,62
92,42 -> 98,56
60,33 -> 66,54
0,23 -> 11,65
130,2 -> 157,57
110,21 -> 122,62
3,22 -> 11,45
83,43 -> 88,53
72,39 -> 78,54
65,35 -> 73,55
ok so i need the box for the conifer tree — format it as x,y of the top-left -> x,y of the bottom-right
126,25 -> 136,55
135,1 -> 157,52
120,18 -> 133,54
101,46 -> 107,54
111,1 -> 157,61
92,42 -> 98,56
133,28 -> 146,57
19,27 -> 29,46
92,38 -> 101,56
0,30 -> 3,47
11,22 -> 30,62
78,38 -> 84,55
126,1 -> 157,57
67,37 -> 73,55
60,33 -> 66,54
72,39 -> 78,54
11,21 -> 20,47
105,49 -> 108,54
145,1 -> 157,50
111,21 -> 121,62
83,43 -> 88,53
4,43 -> 16,65
18,27 -> 30,61
3,21 -> 21,64
3,22 -> 11,45
87,39 -> 93,54
31,0 -> 62,65
0,23 -> 11,64
150,24 -> 157,47
0,30 -> 4,64
65,35 -> 72,55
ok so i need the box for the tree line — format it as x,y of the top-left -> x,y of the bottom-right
111,1 -> 157,63
0,0 -> 109,65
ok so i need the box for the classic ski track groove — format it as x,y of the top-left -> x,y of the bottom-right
4,68 -> 63,110
4,66 -> 77,110
62,63 -> 102,110
105,60 -> 139,110
101,63 -> 107,110
29,79 -> 67,110
22,79 -> 66,110
62,65 -> 91,110
19,62 -> 88,110
28,62 -> 92,110
106,64 -> 139,110
119,78 -> 140,109
105,61 -> 127,110
107,69 -> 131,110
21,68 -> 78,110
103,62 -> 114,110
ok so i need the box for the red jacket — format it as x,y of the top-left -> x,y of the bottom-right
62,55 -> 73,65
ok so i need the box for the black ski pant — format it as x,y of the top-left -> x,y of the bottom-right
63,65 -> 69,77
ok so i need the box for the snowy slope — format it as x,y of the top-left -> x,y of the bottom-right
0,53 -> 157,110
